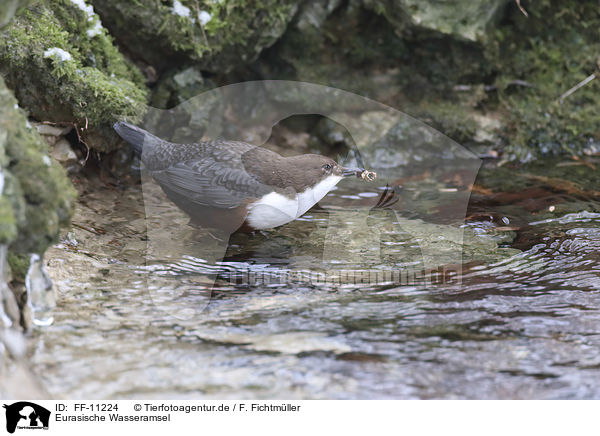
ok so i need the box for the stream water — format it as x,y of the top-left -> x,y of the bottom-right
29,159 -> 600,399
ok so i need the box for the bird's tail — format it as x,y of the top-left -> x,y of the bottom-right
113,121 -> 162,155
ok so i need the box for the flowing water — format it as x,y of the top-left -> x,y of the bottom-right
29,159 -> 600,399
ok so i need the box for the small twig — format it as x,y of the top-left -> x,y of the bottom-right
194,0 -> 210,48
515,0 -> 528,17
454,80 -> 533,93
74,123 -> 91,163
558,73 -> 597,104
200,24 -> 209,47
72,222 -> 105,235
569,155 -> 596,170
508,79 -> 534,88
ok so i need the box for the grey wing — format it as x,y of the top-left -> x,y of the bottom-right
150,156 -> 272,208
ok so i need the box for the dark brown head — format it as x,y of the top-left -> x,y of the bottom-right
286,154 -> 363,184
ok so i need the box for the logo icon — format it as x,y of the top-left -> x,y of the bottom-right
3,402 -> 50,433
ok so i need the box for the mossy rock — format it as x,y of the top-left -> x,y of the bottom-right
255,0 -> 492,105
363,0 -> 511,42
487,0 -> 600,160
6,252 -> 29,283
91,0 -> 298,73
0,0 -> 148,152
0,196 -> 17,245
0,76 -> 76,262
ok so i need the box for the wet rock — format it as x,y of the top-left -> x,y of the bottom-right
51,138 -> 79,168
148,66 -> 222,144
33,122 -> 73,146
265,124 -> 311,157
363,0 -> 511,42
313,117 -> 353,149
330,111 -> 399,152
256,0 -> 492,104
409,101 -> 481,147
358,118 -> 432,168
296,0 -> 342,30
33,123 -> 72,138
151,66 -> 208,109
0,0 -> 148,152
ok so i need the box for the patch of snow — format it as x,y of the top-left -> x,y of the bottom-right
43,47 -> 72,62
69,0 -> 94,21
70,0 -> 104,38
198,10 -> 212,26
87,19 -> 103,37
172,0 -> 191,18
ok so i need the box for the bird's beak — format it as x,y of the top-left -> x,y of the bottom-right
341,167 -> 365,178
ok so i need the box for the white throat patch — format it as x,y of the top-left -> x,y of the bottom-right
246,175 -> 343,230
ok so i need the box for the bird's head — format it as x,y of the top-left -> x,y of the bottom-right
291,154 -> 365,182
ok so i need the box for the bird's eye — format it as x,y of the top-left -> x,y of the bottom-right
323,164 -> 332,171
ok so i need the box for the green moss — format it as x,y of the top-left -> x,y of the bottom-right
0,0 -> 148,151
258,2 -> 491,105
7,252 -> 29,282
0,196 -> 17,245
410,100 -> 480,145
52,1 -> 144,85
262,0 -> 598,160
90,0 -> 298,72
487,0 -> 600,160
364,0 -> 510,42
0,76 -> 76,255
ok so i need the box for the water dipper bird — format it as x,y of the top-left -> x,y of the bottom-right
114,121 -> 376,233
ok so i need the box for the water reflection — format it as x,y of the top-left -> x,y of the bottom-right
32,170 -> 600,399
